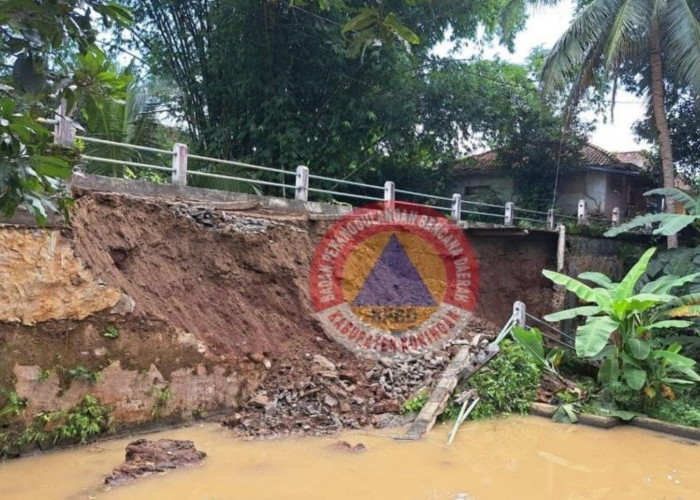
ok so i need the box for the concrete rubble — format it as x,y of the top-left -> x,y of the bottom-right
223,347 -> 460,437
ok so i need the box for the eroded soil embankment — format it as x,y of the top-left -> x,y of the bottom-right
70,193 -> 338,360
1,191 -> 554,439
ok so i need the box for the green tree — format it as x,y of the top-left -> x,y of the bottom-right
634,83 -> 700,185
541,0 -> 700,249
77,59 -> 175,180
125,0 -> 562,196
0,0 -> 132,223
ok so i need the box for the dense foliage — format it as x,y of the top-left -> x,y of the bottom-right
634,84 -> 700,185
462,340 -> 542,419
543,248 -> 700,402
0,1 -> 132,220
123,0 -> 571,195
0,394 -> 114,457
0,0 -> 133,223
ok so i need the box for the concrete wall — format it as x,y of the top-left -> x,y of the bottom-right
451,173 -> 514,203
558,171 -> 608,215
0,226 -> 266,427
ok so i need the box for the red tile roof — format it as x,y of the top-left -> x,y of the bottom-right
456,143 -> 648,175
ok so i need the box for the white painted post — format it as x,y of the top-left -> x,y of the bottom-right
547,209 -> 555,231
611,207 -> 620,227
504,202 -> 514,226
171,143 -> 188,186
577,199 -> 589,225
557,224 -> 566,272
384,181 -> 395,210
513,301 -> 526,328
53,99 -> 75,146
295,165 -> 309,201
451,193 -> 462,223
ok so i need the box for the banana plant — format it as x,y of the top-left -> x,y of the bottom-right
543,247 -> 700,398
510,326 -> 563,375
605,188 -> 700,237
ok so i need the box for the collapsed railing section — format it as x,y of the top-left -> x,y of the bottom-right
512,301 -> 575,350
70,134 -> 623,231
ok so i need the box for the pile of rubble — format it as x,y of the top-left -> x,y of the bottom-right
223,347 -> 454,438
170,202 -> 297,233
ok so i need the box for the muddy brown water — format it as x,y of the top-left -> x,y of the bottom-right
1,416 -> 698,499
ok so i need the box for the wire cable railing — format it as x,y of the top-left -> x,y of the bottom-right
525,312 -> 576,349
69,134 -> 626,231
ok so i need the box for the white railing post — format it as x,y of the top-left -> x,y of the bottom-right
547,209 -> 555,231
611,207 -> 620,227
577,199 -> 588,225
295,165 -> 309,201
171,143 -> 188,187
384,181 -> 395,210
53,99 -> 75,146
451,193 -> 462,223
557,224 -> 566,272
504,202 -> 514,226
513,301 -> 526,327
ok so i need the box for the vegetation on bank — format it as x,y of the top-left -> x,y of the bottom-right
509,224 -> 700,429
403,341 -> 543,421
0,394 -> 114,457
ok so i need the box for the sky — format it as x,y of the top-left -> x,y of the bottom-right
435,0 -> 650,153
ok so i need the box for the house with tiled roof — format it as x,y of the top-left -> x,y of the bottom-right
452,143 -> 655,217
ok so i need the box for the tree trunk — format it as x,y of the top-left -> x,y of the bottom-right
649,15 -> 678,249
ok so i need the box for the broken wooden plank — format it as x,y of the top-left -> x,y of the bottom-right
398,335 -> 500,440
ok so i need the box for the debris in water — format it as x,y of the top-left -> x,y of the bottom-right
104,439 -> 206,487
331,441 -> 366,453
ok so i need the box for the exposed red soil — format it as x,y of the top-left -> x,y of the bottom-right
69,193 -> 556,363
70,193 -> 336,361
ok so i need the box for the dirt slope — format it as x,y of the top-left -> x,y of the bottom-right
71,193 -> 335,361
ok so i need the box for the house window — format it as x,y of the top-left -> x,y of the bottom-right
609,175 -> 623,194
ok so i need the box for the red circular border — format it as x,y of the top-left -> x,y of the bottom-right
310,202 -> 479,315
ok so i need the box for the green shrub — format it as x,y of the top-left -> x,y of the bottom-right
648,396 -> 700,428
101,325 -> 120,339
462,340 -> 542,420
0,395 -> 114,456
64,365 -> 101,385
401,390 -> 429,414
0,390 -> 27,418
543,247 -> 700,402
54,395 -> 114,443
150,386 -> 173,418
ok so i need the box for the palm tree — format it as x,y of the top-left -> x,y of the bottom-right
541,0 -> 700,248
81,65 -> 172,179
